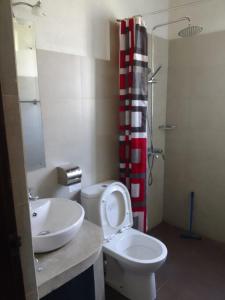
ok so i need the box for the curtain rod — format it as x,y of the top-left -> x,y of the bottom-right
116,15 -> 142,22
116,0 -> 214,21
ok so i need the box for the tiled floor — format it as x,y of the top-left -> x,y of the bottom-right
105,222 -> 225,300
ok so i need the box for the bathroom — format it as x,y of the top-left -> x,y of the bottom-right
1,0 -> 225,299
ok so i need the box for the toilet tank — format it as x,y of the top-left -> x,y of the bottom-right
81,181 -> 113,226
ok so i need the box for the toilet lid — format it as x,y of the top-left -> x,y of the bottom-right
99,182 -> 133,241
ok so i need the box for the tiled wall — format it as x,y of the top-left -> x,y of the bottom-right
27,24 -> 119,199
164,31 -> 225,243
148,35 -> 168,229
0,1 -> 38,299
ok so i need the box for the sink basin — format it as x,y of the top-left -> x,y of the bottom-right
30,198 -> 85,253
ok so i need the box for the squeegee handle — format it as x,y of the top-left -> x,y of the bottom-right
189,192 -> 194,233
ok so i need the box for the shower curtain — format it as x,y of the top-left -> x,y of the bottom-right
119,17 -> 148,232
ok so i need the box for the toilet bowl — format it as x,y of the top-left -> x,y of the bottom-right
81,181 -> 167,300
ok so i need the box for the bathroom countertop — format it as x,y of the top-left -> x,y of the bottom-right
35,220 -> 103,298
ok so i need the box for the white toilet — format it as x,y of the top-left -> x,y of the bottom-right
81,181 -> 167,300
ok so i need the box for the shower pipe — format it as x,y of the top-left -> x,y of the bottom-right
150,16 -> 191,138
146,16 -> 193,187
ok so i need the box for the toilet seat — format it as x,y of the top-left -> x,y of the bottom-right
103,228 -> 167,269
99,182 -> 133,242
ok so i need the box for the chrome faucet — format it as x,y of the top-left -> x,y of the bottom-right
148,148 -> 165,160
28,189 -> 39,201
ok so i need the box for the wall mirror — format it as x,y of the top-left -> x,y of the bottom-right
13,19 -> 46,171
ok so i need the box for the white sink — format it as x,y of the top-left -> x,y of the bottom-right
30,198 -> 85,253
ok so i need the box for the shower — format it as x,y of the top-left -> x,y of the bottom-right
148,65 -> 162,84
178,24 -> 203,38
148,17 -> 203,186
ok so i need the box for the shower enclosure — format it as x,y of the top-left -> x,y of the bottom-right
147,17 -> 203,229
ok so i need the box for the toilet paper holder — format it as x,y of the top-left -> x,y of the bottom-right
57,165 -> 82,186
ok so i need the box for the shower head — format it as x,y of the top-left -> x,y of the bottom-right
178,24 -> 203,38
152,16 -> 203,39
148,65 -> 162,83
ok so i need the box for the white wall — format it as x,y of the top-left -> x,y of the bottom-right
12,1 -> 169,205
12,0 -> 170,58
13,0 -> 112,59
27,40 -> 119,199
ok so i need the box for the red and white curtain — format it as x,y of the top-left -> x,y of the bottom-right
119,17 -> 148,232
